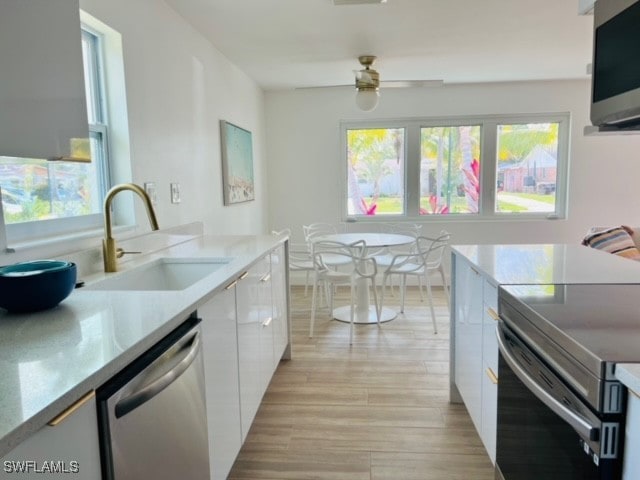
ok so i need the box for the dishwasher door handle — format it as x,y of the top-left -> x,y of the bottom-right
115,331 -> 201,418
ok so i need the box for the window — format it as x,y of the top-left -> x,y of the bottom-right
419,125 -> 481,215
346,128 -> 405,216
343,114 -> 569,220
0,26 -> 111,243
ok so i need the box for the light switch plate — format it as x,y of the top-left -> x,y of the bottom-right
170,183 -> 181,204
144,182 -> 157,205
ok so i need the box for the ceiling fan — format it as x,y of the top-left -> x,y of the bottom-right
355,55 -> 443,89
352,55 -> 443,111
295,55 -> 443,111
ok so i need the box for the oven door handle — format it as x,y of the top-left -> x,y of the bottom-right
496,324 -> 599,442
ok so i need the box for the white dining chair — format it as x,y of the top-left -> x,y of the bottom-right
371,223 -> 422,295
310,239 -> 380,344
303,223 -> 352,271
378,232 -> 451,334
272,229 -> 316,296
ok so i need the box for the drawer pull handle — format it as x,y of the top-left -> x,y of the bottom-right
225,280 -> 238,290
239,271 -> 249,280
486,367 -> 498,385
487,307 -> 500,322
260,273 -> 271,283
262,317 -> 273,327
48,390 -> 95,427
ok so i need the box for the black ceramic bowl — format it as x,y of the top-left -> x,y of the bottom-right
0,260 -> 77,313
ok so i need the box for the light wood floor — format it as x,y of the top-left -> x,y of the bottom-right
229,285 -> 495,480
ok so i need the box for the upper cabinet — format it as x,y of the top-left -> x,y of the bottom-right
0,0 -> 89,160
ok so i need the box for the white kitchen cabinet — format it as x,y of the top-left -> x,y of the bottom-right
237,262 -> 263,442
198,242 -> 290,479
452,252 -> 499,464
480,279 -> 499,464
236,253 -> 278,441
257,255 -> 276,390
0,0 -> 89,160
0,392 -> 101,480
453,255 -> 484,434
623,390 -> 640,479
200,284 -> 242,480
271,244 -> 289,365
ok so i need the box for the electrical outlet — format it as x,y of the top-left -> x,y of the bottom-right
144,182 -> 157,205
170,183 -> 181,204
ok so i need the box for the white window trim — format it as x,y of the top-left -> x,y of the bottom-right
340,112 -> 571,223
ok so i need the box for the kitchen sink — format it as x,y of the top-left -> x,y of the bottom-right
85,257 -> 232,291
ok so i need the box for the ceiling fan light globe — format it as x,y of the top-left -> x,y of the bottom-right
355,88 -> 379,111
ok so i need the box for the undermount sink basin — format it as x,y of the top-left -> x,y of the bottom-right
86,257 -> 232,291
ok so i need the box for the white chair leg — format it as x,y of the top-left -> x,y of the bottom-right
387,274 -> 396,298
400,275 -> 406,313
310,278 -> 318,338
304,271 -> 310,296
323,282 -> 330,309
379,274 -> 387,321
418,276 -> 425,301
370,278 -> 381,327
439,266 -> 450,309
349,280 -> 355,345
328,282 -> 334,316
425,274 -> 438,334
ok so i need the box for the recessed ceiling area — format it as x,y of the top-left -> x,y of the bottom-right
165,0 -> 594,91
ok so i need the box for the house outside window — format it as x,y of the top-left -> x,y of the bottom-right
0,26 -> 111,243
343,113 -> 570,220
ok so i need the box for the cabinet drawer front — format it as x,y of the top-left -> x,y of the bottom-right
483,279 -> 498,311
482,310 -> 499,372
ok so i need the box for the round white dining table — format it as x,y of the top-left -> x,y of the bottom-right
312,232 -> 415,324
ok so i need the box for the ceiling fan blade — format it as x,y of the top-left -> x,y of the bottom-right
381,80 -> 444,88
295,79 -> 444,90
294,84 -> 354,90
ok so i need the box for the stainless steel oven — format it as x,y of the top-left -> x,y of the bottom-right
494,284 -> 639,480
496,321 -> 623,479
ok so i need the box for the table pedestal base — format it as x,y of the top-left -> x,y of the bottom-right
332,306 -> 397,324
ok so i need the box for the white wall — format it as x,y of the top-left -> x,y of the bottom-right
265,80 -> 640,246
81,0 -> 268,236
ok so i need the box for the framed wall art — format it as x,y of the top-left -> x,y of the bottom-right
220,120 -> 255,205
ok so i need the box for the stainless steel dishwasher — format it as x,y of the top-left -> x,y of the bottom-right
97,316 -> 210,480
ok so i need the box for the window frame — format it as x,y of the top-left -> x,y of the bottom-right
341,112 -> 571,222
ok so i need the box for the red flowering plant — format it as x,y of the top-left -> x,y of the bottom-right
419,195 -> 450,215
461,158 -> 480,213
360,199 -> 377,215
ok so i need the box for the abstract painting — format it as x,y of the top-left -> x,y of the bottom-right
220,120 -> 255,205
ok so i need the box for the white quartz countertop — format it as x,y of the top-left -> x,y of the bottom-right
451,244 -> 640,285
0,233 -> 286,457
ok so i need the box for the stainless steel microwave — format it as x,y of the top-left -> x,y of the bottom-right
590,0 -> 640,127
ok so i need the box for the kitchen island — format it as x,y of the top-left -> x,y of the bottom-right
451,243 -> 640,469
0,227 -> 290,479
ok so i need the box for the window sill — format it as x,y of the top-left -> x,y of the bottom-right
5,225 -> 135,254
345,213 -> 565,223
